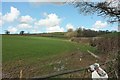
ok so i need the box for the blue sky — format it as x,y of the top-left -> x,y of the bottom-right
1,2 -> 118,34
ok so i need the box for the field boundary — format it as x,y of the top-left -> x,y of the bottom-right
33,59 -> 117,78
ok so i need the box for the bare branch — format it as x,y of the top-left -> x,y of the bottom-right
73,0 -> 120,23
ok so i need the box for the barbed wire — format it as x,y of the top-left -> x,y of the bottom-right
2,58 -> 117,79
33,59 -> 117,78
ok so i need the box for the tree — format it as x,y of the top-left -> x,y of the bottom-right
67,28 -> 74,32
75,28 -> 83,37
20,31 -> 24,35
65,29 -> 77,38
5,30 -> 10,34
73,0 -> 120,23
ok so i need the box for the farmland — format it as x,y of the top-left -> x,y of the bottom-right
2,35 -> 98,78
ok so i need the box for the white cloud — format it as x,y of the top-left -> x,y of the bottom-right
7,23 -> 33,33
0,12 -> 2,27
118,26 -> 120,32
0,20 -> 2,27
46,26 -> 64,33
109,26 -> 118,31
91,28 -> 99,31
20,15 -> 34,23
93,20 -> 108,29
3,6 -> 20,22
66,23 -> 74,30
17,23 -> 32,29
29,0 -> 67,2
31,29 -> 42,33
43,12 -> 48,17
8,26 -> 18,33
35,13 -> 64,33
28,0 -> 91,2
35,13 -> 61,27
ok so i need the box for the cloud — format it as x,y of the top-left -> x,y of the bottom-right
0,12 -> 3,27
35,13 -> 64,33
91,28 -> 99,31
93,20 -> 108,29
17,23 -> 32,29
46,26 -> 64,33
3,6 -> 20,22
28,0 -> 67,2
7,23 -> 33,34
109,26 -> 118,31
8,26 -> 18,33
19,15 -> 34,24
118,26 -> 120,32
28,0 -> 91,2
28,0 -> 66,7
0,20 -> 2,27
43,12 -> 48,17
31,29 -> 42,33
66,23 -> 74,30
35,13 -> 61,27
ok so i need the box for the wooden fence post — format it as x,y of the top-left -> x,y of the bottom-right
19,70 -> 23,79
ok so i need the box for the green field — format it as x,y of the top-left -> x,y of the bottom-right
2,35 -> 96,78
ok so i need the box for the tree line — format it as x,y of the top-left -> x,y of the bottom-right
5,30 -> 25,35
65,28 -> 116,38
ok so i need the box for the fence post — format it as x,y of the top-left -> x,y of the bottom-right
19,70 -> 23,79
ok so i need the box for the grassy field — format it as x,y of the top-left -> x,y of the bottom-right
2,35 -> 97,78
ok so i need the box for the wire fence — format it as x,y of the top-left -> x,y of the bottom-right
33,59 -> 118,78
2,58 -> 118,79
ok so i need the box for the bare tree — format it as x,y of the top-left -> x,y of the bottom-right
72,0 -> 120,23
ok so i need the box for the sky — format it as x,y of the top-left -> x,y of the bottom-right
0,1 -> 118,34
